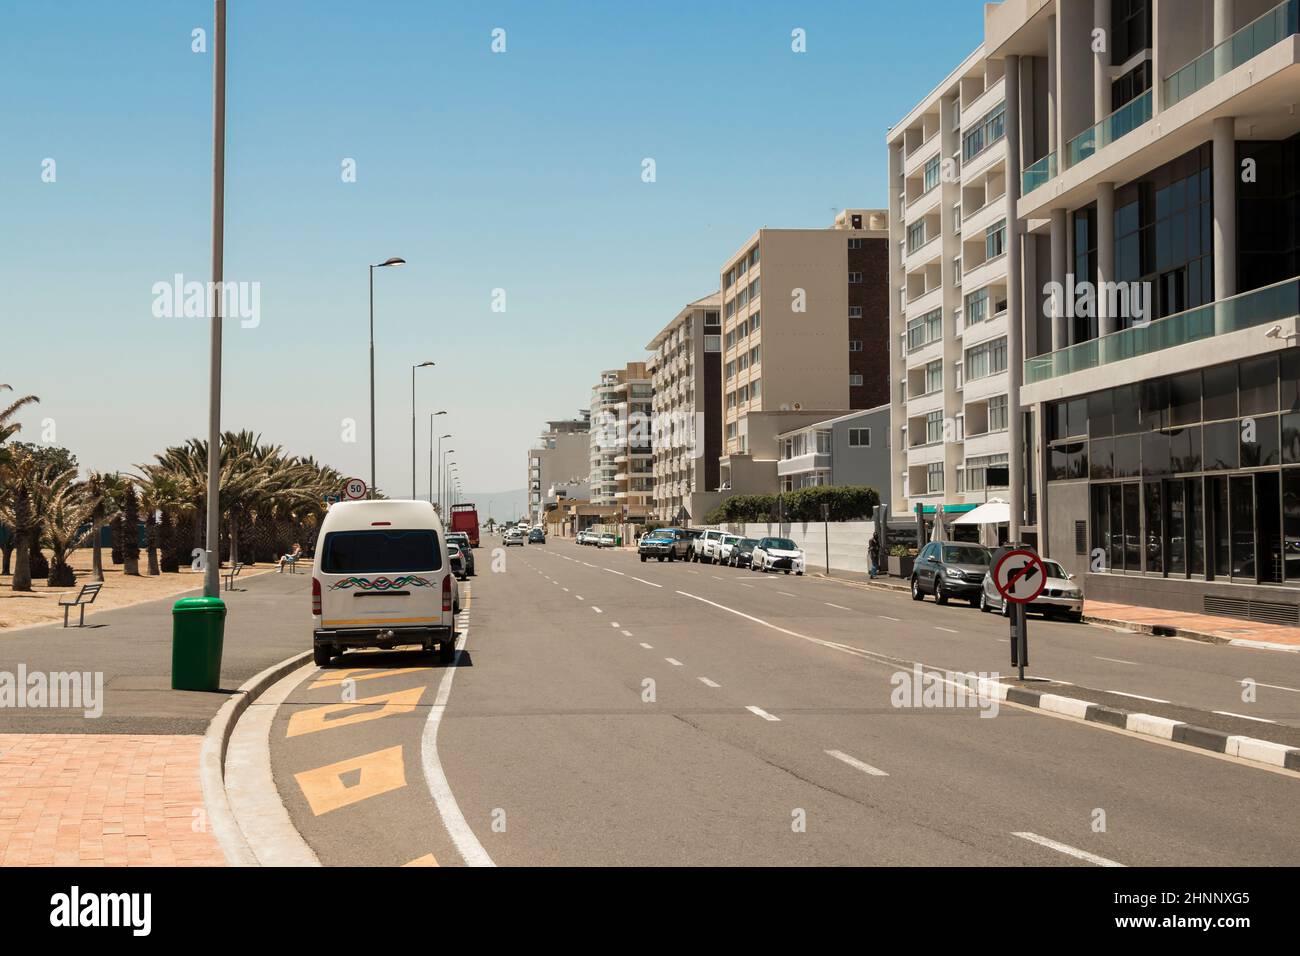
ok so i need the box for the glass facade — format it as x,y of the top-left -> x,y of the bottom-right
1047,351 -> 1300,585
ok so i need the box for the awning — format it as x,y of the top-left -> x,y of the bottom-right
952,499 -> 1009,526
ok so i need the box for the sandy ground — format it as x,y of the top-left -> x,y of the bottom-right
0,547 -> 276,632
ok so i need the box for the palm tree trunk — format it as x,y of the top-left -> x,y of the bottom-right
146,517 -> 160,576
91,521 -> 104,582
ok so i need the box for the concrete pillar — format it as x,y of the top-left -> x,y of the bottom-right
1094,0 -> 1111,123
1050,208 -> 1069,350
1047,16 -> 1059,153
1005,55 -> 1025,540
1212,115 -> 1237,312
1096,182 -> 1116,336
1214,0 -> 1235,43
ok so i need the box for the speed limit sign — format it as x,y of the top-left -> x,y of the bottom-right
342,477 -> 368,500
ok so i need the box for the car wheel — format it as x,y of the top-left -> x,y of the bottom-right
439,637 -> 457,665
911,576 -> 923,601
1068,611 -> 1084,624
641,554 -> 647,562
784,569 -> 790,575
313,644 -> 332,668
935,580 -> 948,605
796,571 -> 803,576
979,591 -> 990,613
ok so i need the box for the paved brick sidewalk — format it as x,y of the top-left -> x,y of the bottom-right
1084,600 -> 1300,649
0,734 -> 225,866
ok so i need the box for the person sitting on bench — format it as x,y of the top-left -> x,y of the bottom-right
277,543 -> 302,573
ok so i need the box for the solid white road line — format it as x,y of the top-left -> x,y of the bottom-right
934,626 -> 959,634
778,591 -> 797,597
639,642 -> 653,649
746,705 -> 781,722
825,603 -> 851,611
604,568 -> 625,576
825,749 -> 889,777
420,589 -> 495,867
738,583 -> 755,588
1213,710 -> 1277,724
1106,690 -> 1170,704
1095,656 -> 1140,666
665,658 -> 683,666
880,615 -> 901,622
582,562 -> 596,568
1012,832 -> 1124,867
1254,682 -> 1300,694
698,677 -> 721,688
632,577 -> 662,588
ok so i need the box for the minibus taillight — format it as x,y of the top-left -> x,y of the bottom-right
312,578 -> 322,615
442,574 -> 452,613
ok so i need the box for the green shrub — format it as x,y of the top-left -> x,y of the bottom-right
706,486 -> 880,524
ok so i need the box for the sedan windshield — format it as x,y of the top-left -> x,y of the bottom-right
942,545 -> 989,565
766,538 -> 797,551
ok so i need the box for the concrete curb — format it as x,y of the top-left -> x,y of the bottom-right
972,676 -> 1300,772
199,650 -> 313,866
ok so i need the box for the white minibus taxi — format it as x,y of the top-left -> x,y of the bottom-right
312,500 -> 459,667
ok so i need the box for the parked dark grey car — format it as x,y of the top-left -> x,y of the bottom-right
910,541 -> 991,605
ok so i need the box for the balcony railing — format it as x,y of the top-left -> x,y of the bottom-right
1164,0 -> 1299,108
1021,151 -> 1056,195
1024,277 -> 1300,384
1064,90 -> 1152,169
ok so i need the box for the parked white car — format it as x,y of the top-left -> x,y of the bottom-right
504,528 -> 525,547
598,532 -> 616,548
312,500 -> 459,668
692,529 -> 726,564
716,533 -> 742,565
979,558 -> 1083,622
751,536 -> 805,575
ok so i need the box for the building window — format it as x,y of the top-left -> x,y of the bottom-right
750,312 -> 760,332
849,305 -> 862,318
964,337 -> 1007,380
850,374 -> 864,387
966,454 -> 1009,491
1111,0 -> 1152,64
923,154 -> 941,192
985,219 -> 1006,260
749,278 -> 760,300
751,379 -> 761,401
907,308 -> 943,351
961,101 -> 1006,161
749,246 -> 760,267
988,394 -> 1009,432
924,359 -> 943,394
849,339 -> 863,352
704,335 -> 721,352
848,271 -> 863,284
849,428 -> 871,447
907,221 -> 926,253
705,311 -> 720,326
926,410 -> 944,444
965,287 -> 989,325
927,462 -> 945,493
848,237 -> 864,250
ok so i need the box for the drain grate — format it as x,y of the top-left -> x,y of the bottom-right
1203,595 -> 1300,626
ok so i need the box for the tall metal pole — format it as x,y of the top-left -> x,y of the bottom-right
203,0 -> 226,599
368,264 -> 376,499
428,416 -> 434,503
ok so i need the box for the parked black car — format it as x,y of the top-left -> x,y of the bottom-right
910,541 -> 991,605
447,532 -> 475,576
729,537 -> 759,567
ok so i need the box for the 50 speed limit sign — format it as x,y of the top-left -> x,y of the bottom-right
992,548 -> 1047,605
342,477 -> 368,500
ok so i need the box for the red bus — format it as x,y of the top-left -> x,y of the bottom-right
449,503 -> 480,548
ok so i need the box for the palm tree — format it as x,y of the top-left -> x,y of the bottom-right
41,469 -> 95,586
0,382 -> 39,575
120,481 -> 141,576
85,472 -> 122,582
0,453 -> 40,591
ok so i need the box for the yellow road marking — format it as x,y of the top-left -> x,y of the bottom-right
403,853 -> 439,867
310,667 -> 433,689
286,685 -> 427,738
294,745 -> 406,816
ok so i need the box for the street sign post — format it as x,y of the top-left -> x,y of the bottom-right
342,477 -> 368,501
992,547 -> 1046,680
821,502 -> 831,575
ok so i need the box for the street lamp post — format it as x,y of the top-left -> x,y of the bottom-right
203,0 -> 227,599
441,450 -> 454,517
411,362 -> 434,498
429,420 -> 448,503
368,256 -> 405,498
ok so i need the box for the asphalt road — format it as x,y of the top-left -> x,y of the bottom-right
263,536 -> 1300,867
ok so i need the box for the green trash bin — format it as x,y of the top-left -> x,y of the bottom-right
171,596 -> 226,691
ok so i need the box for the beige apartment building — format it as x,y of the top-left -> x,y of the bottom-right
589,362 -> 653,519
646,293 -> 724,523
912,0 -> 1300,620
718,209 -> 891,495
887,46 -> 1017,522
527,415 -> 590,525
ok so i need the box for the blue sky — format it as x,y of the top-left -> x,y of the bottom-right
0,0 -> 985,501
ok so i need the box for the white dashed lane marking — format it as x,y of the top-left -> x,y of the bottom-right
698,677 -> 721,688
746,706 -> 780,722
639,642 -> 653,649
825,749 -> 889,777
1013,832 -> 1124,867
665,658 -> 683,666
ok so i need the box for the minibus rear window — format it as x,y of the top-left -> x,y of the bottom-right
321,529 -> 442,574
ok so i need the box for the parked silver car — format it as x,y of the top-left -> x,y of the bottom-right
979,557 -> 1083,622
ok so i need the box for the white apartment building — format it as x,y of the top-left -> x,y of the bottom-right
589,362 -> 653,519
646,293 -> 723,523
992,0 -> 1300,618
888,47 -> 1015,521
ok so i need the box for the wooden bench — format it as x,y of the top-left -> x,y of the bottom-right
58,583 -> 102,627
223,562 -> 245,591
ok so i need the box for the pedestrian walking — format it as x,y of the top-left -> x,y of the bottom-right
868,535 -> 880,580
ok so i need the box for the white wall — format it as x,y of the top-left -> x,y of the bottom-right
717,520 -> 877,574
